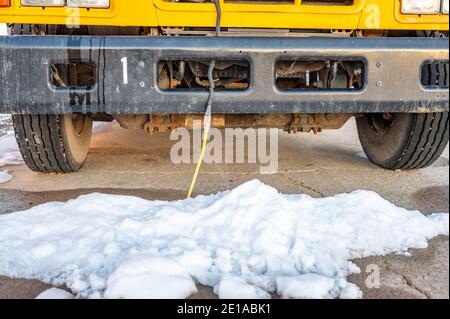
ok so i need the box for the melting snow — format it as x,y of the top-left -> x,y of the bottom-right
0,134 -> 23,168
0,170 -> 12,184
355,151 -> 368,160
0,180 -> 447,299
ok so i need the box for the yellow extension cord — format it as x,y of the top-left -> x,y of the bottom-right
186,61 -> 216,199
186,119 -> 211,199
186,1 -> 221,198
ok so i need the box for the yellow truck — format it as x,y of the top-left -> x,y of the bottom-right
0,0 -> 448,173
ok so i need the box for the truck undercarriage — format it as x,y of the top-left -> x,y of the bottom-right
0,0 -> 448,173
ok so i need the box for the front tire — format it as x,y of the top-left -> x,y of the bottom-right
356,31 -> 448,170
356,112 -> 448,170
13,115 -> 92,173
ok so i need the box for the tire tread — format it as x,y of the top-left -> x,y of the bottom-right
12,115 -> 78,173
395,112 -> 448,169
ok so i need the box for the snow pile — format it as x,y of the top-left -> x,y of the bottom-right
104,256 -> 197,299
0,134 -> 23,168
0,180 -> 447,299
36,288 -> 74,300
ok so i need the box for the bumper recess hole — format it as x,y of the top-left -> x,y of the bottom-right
276,58 -> 365,91
158,59 -> 250,91
50,62 -> 96,91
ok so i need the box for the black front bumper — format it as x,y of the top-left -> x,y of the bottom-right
0,36 -> 448,114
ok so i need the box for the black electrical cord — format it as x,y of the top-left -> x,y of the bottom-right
207,60 -> 216,111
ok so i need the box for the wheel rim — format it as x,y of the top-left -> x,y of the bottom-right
71,115 -> 87,136
367,113 -> 395,135
64,114 -> 92,165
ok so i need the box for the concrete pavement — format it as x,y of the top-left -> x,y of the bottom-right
0,119 -> 448,299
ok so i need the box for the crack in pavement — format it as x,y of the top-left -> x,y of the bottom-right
282,174 -> 326,198
381,256 -> 431,299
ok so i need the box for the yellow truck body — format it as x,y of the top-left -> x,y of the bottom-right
0,0 -> 448,31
